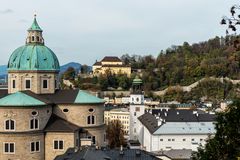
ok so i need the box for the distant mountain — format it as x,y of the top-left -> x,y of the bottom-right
0,62 -> 91,77
0,65 -> 7,77
60,62 -> 81,74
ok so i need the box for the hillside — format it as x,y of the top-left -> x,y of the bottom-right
120,36 -> 240,92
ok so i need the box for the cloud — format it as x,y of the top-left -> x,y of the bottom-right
0,9 -> 13,14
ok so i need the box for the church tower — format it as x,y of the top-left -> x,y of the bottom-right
129,76 -> 145,141
7,15 -> 60,94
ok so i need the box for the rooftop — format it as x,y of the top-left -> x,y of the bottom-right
0,91 -> 46,107
44,114 -> 80,132
138,109 -> 216,134
0,89 -> 105,106
101,56 -> 122,62
55,146 -> 159,160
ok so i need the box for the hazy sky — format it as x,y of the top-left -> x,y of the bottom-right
0,0 -> 238,65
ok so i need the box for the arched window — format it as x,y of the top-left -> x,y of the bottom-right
87,115 -> 95,125
5,119 -> 15,131
32,36 -> 35,41
30,118 -> 39,130
36,36 -> 40,42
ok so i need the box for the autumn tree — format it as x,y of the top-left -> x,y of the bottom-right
106,120 -> 126,149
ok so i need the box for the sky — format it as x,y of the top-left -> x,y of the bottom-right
0,0 -> 239,65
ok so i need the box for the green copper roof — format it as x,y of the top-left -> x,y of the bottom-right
74,90 -> 105,104
133,76 -> 142,84
28,16 -> 42,31
8,44 -> 60,71
0,92 -> 46,106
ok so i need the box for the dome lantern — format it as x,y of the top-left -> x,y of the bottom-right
26,14 -> 44,45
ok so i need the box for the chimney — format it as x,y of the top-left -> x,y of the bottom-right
149,109 -> 152,114
158,118 -> 162,126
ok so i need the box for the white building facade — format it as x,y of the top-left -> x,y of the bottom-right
129,77 -> 145,141
138,109 -> 216,152
104,108 -> 130,137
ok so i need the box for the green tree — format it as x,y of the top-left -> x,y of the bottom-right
63,67 -> 76,80
192,100 -> 240,160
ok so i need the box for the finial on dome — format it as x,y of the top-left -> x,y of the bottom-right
34,11 -> 37,18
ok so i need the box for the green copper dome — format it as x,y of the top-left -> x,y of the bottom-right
133,76 -> 142,84
8,15 -> 60,71
8,44 -> 60,71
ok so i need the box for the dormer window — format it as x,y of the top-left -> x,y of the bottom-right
32,36 -> 34,42
36,36 -> 40,42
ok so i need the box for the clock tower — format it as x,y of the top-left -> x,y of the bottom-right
129,76 -> 145,141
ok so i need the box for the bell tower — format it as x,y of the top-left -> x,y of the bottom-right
129,76 -> 145,141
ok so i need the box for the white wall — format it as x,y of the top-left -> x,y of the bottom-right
142,129 -> 209,152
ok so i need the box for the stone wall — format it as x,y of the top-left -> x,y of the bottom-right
54,104 -> 104,127
53,104 -> 106,147
0,132 -> 44,160
45,132 -> 77,160
8,71 -> 58,94
0,106 -> 52,132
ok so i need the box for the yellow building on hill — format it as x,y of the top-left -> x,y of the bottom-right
92,56 -> 131,77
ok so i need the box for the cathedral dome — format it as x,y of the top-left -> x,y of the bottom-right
7,15 -> 60,72
8,44 -> 60,71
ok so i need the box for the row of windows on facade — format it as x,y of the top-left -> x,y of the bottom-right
159,138 -> 204,142
12,79 -> 58,90
5,119 -> 38,131
5,116 -> 96,131
3,140 -> 64,154
110,116 -> 129,119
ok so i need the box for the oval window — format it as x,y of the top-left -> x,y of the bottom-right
32,111 -> 38,116
63,109 -> 69,113
88,108 -> 94,112
136,98 -> 139,102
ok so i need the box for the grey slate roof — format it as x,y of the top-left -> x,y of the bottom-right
154,149 -> 192,160
101,56 -> 122,62
0,89 -> 7,99
40,89 -> 79,104
44,114 -> 80,132
138,109 -> 216,134
55,146 -> 160,160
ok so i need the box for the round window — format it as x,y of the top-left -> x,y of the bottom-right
63,108 -> 69,113
88,108 -> 94,112
31,111 -> 38,116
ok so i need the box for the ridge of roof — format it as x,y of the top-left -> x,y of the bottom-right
44,114 -> 80,132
